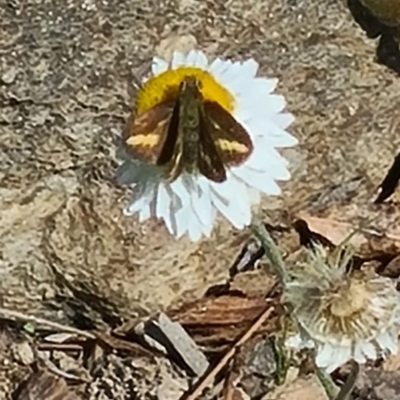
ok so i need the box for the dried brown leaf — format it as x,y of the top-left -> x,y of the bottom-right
171,294 -> 267,326
296,213 -> 400,261
169,293 -> 277,348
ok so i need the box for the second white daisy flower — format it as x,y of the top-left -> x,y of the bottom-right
117,50 -> 297,240
285,245 -> 400,373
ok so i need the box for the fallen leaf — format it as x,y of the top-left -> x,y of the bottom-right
295,213 -> 400,261
169,292 -> 278,351
171,293 -> 268,326
295,214 -> 366,248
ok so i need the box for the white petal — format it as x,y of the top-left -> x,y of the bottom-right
170,178 -> 190,207
124,183 -> 155,215
183,49 -> 208,68
353,343 -> 367,364
163,210 -> 178,236
187,215 -> 204,241
152,57 -> 169,75
156,184 -> 171,220
209,58 -> 233,80
285,334 -> 305,349
232,167 -> 282,195
334,346 -> 352,368
240,59 -> 259,78
171,51 -> 186,69
246,119 -> 297,148
195,51 -> 209,69
210,178 -> 251,229
377,331 -> 398,354
270,112 -> 295,130
190,178 -> 215,233
242,147 -> 290,178
316,343 -> 336,370
175,205 -> 205,240
261,77 -> 278,93
184,49 -> 199,66
218,62 -> 244,85
138,204 -> 151,222
174,206 -> 190,238
360,341 -> 377,360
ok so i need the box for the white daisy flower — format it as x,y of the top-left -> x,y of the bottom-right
284,244 -> 400,373
117,49 -> 297,241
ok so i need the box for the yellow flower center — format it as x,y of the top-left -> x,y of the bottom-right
136,67 -> 235,115
330,279 -> 368,318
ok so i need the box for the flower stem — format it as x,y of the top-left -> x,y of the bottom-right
251,217 -> 346,399
315,367 -> 338,400
250,217 -> 288,284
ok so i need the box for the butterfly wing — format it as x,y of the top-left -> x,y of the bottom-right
125,100 -> 177,164
197,101 -> 253,182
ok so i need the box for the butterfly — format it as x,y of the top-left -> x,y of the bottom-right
125,76 -> 253,183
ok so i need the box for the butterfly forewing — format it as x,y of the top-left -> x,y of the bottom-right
155,98 -> 181,167
125,100 -> 176,164
198,108 -> 227,182
203,101 -> 253,168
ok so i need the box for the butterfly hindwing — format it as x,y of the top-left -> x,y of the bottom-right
202,101 -> 253,168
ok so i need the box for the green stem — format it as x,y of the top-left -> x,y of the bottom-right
315,366 -> 338,400
251,217 -> 346,400
250,217 -> 288,284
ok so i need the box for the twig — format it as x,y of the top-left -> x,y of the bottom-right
334,362 -> 359,400
38,343 -> 84,352
0,307 -> 96,340
180,305 -> 274,400
38,354 -> 91,383
250,218 -> 288,284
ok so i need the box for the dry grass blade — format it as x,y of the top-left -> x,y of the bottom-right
0,307 -> 96,340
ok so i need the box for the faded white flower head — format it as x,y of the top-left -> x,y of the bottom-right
285,244 -> 400,373
117,49 -> 297,241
